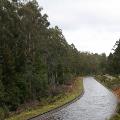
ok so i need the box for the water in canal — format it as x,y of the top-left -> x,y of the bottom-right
32,77 -> 118,120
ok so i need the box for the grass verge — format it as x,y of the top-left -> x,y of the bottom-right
95,75 -> 120,120
6,77 -> 83,120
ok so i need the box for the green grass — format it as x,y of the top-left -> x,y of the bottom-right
95,75 -> 119,89
6,77 -> 83,120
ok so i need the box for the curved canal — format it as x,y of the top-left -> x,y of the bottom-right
31,77 -> 118,120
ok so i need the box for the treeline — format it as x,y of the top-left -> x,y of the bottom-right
107,39 -> 120,74
0,0 -> 107,118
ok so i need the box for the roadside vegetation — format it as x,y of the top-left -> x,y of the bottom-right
6,77 -> 83,120
95,75 -> 120,89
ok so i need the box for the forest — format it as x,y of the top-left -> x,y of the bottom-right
0,0 -> 120,119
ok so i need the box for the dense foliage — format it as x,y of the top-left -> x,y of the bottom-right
0,0 -> 107,118
107,39 -> 120,74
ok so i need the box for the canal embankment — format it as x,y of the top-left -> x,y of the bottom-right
6,77 -> 84,120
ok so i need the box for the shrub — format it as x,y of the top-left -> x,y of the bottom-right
0,107 -> 5,120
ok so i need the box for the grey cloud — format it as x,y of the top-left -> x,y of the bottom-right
38,0 -> 120,54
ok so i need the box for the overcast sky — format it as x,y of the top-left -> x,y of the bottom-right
38,0 -> 120,55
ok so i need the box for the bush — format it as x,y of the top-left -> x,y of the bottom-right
3,105 -> 9,118
0,107 -> 5,120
